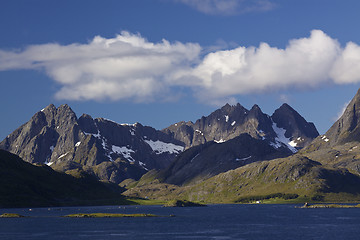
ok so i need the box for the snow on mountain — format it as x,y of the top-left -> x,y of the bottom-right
144,139 -> 184,154
271,122 -> 298,153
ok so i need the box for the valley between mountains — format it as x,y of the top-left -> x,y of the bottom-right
3,89 -> 360,207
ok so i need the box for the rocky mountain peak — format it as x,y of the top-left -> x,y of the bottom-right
0,104 -> 186,184
323,88 -> 360,145
220,103 -> 248,114
271,103 -> 319,149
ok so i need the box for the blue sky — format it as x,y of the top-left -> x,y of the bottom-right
1,0 -> 360,140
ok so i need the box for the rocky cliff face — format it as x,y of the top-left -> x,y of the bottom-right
300,88 -> 360,176
0,104 -> 184,184
271,103 -> 319,149
322,88 -> 360,146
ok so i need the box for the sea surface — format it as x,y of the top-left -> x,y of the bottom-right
1,204 -> 360,239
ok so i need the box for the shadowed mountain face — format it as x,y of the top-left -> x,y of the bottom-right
157,133 -> 293,186
0,150 -> 129,208
271,103 -> 319,148
0,104 -> 184,184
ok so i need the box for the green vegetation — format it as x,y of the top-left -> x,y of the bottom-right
235,193 -> 299,203
128,198 -> 166,205
163,199 -> 206,207
0,213 -> 26,218
63,213 -> 159,218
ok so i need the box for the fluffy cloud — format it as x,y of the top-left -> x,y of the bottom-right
0,32 -> 201,101
180,30 -> 341,101
175,0 -> 275,15
330,42 -> 360,84
1,30 -> 360,103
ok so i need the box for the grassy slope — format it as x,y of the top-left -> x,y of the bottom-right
124,153 -> 360,204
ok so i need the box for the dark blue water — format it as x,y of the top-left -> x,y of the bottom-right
1,204 -> 360,239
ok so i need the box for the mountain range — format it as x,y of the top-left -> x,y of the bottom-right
0,102 -> 318,187
7,88 -> 360,205
124,89 -> 360,203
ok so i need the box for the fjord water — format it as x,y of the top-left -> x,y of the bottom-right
1,204 -> 360,239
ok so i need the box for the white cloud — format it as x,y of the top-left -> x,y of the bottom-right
1,30 -> 360,104
175,0 -> 275,15
330,42 -> 360,84
279,94 -> 290,103
0,32 -> 201,101
180,30 -> 342,102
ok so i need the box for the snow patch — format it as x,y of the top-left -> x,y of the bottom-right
195,129 -> 204,136
75,141 -> 81,147
289,140 -> 297,147
46,162 -> 54,166
271,123 -> 297,153
121,123 -> 136,127
58,152 -> 69,159
225,115 -> 229,122
231,121 -> 236,126
144,140 -> 184,154
321,135 -> 330,142
214,139 -> 226,144
139,161 -> 148,170
112,145 -> 135,162
50,145 -> 54,152
236,156 -> 252,161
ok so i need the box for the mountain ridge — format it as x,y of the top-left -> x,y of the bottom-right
1,102 -> 319,188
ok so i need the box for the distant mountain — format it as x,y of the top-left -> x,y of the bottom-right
271,103 -> 319,148
154,103 -> 319,185
163,103 -> 319,152
0,150 -> 130,208
124,88 -> 360,203
0,104 -> 184,184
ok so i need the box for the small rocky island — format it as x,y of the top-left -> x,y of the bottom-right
163,200 -> 207,207
0,213 -> 26,218
63,213 -> 159,218
298,203 -> 360,208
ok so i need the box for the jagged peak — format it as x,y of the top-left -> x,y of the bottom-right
41,104 -> 56,112
272,103 -> 299,118
79,113 -> 93,120
249,104 -> 263,114
220,103 -> 248,113
57,104 -> 73,112
278,103 -> 294,111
